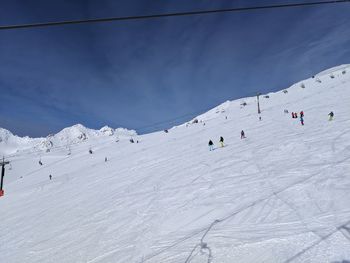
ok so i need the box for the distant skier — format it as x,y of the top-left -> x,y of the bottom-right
130,138 -> 134,143
284,109 -> 289,114
39,160 -> 43,166
89,149 -> 93,154
300,111 -> 304,117
208,140 -> 214,151
291,112 -> 295,118
241,130 -> 246,139
328,111 -> 334,121
259,116 -> 262,121
295,112 -> 298,118
300,116 -> 304,126
219,136 -> 224,147
49,174 -> 52,180
105,157 -> 108,162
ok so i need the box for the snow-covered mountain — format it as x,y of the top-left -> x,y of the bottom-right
1,64 -> 350,263
0,128 -> 45,156
0,124 -> 137,156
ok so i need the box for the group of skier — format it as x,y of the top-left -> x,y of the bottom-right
207,107 -> 334,152
292,110 -> 304,126
42,107 -> 336,179
291,110 -> 334,125
208,131 -> 245,151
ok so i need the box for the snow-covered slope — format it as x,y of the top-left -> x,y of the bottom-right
0,124 -> 137,157
1,65 -> 350,263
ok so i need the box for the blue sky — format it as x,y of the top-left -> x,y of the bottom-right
1,0 -> 350,137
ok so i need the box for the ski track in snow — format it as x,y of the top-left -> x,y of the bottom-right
1,65 -> 350,262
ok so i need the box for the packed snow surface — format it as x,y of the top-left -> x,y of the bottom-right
1,65 -> 350,263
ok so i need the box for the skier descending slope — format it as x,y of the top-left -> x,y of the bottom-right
208,140 -> 214,151
300,116 -> 304,126
219,136 -> 224,147
241,130 -> 246,139
329,111 -> 334,121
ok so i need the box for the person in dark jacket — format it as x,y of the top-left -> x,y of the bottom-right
208,140 -> 214,151
219,136 -> 224,147
241,130 -> 246,139
328,111 -> 334,121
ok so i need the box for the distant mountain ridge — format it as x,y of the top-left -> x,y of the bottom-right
0,124 -> 137,156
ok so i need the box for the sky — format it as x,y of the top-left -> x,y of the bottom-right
0,0 -> 350,137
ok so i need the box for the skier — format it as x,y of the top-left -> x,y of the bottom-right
328,111 -> 334,121
105,157 -> 108,162
49,174 -> 52,180
130,138 -> 134,143
219,136 -> 224,147
241,130 -> 246,139
291,112 -> 295,118
208,140 -> 214,151
39,160 -> 43,166
300,111 -> 304,117
295,112 -> 298,118
300,116 -> 304,126
89,149 -> 93,154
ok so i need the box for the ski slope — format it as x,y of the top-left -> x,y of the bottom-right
1,65 -> 350,263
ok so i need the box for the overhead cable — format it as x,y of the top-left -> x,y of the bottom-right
0,0 -> 349,30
